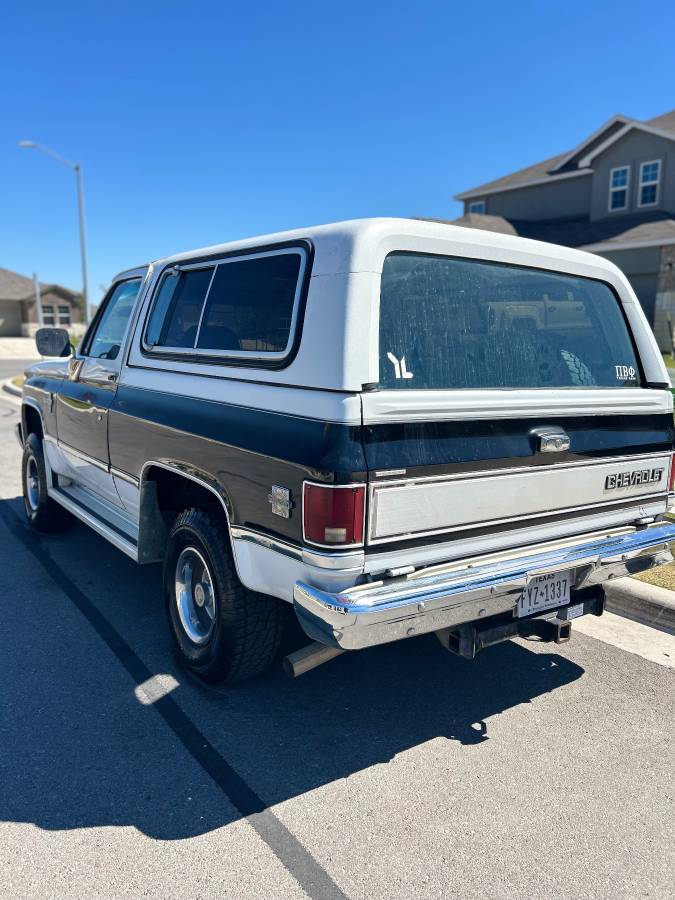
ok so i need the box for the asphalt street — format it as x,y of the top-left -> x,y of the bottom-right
0,358 -> 34,380
0,392 -> 673,899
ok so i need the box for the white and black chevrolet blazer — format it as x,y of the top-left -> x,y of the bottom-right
19,218 -> 675,683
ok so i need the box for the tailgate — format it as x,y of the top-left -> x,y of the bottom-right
361,399 -> 674,546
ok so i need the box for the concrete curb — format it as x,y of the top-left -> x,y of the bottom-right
604,577 -> 675,635
1,379 -> 22,400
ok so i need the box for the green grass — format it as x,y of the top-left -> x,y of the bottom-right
662,352 -> 675,370
634,562 -> 675,590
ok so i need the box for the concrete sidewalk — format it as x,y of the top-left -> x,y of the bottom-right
0,337 -> 40,360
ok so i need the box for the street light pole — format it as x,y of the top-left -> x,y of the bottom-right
74,163 -> 90,326
18,140 -> 91,326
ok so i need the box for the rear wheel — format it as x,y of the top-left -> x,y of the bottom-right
21,432 -> 73,532
164,507 -> 284,684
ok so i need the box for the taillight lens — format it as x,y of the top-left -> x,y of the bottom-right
303,483 -> 366,547
670,453 -> 675,492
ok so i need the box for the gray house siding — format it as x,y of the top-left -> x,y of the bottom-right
467,174 -> 591,220
590,130 -> 674,221
596,245 -> 661,325
454,111 -> 675,351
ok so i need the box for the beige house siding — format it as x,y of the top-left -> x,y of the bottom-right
654,245 -> 675,352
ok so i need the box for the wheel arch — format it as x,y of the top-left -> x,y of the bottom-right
22,399 -> 45,441
137,461 -> 241,575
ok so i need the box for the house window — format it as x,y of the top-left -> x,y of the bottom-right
58,305 -> 71,326
637,160 -> 661,207
468,200 -> 486,214
42,304 -> 55,326
609,166 -> 629,211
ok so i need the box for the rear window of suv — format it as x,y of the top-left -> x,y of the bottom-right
379,252 -> 642,390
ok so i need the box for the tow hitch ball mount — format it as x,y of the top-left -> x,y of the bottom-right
437,590 -> 605,660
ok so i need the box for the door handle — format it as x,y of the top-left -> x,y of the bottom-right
87,371 -> 118,386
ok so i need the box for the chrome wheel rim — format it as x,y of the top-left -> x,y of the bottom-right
175,546 -> 216,645
25,455 -> 40,511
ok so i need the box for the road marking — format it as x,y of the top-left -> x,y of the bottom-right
0,504 -> 347,900
574,610 -> 675,669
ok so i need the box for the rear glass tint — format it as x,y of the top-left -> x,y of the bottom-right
379,253 -> 641,390
196,252 -> 302,354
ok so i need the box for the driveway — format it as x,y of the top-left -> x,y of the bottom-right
0,394 -> 673,899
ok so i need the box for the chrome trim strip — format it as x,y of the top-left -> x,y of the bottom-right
48,487 -> 138,561
369,451 -> 671,490
293,521 -> 675,650
231,525 -> 364,571
110,467 -> 140,487
193,265 -> 219,348
57,440 -> 110,473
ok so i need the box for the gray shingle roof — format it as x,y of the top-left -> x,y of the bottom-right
456,109 -> 675,200
417,213 -> 518,236
455,151 -> 576,198
445,211 -> 675,250
0,266 -> 76,302
645,110 -> 675,133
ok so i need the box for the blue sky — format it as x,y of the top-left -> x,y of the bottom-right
2,0 -> 674,304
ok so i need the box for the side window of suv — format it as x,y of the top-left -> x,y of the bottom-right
144,249 -> 306,360
84,279 -> 142,360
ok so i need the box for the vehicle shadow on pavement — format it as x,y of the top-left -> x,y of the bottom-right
0,500 -> 585,840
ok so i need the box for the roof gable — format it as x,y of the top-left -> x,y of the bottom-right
578,117 -> 675,166
454,108 -> 675,202
0,266 -> 77,302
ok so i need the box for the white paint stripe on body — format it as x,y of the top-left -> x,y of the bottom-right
574,610 -> 675,670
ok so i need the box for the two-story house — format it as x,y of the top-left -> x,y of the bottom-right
451,109 -> 675,349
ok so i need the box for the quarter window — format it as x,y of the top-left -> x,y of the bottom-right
609,166 -> 629,211
196,252 -> 302,353
144,249 -> 306,360
42,304 -> 55,325
146,268 -> 214,348
638,160 -> 661,207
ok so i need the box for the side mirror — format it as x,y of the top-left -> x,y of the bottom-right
35,327 -> 72,358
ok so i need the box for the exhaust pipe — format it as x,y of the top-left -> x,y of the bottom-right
283,642 -> 345,678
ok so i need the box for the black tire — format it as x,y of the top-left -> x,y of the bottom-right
21,432 -> 73,532
164,507 -> 284,684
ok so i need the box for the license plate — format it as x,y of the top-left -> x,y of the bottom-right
518,570 -> 571,618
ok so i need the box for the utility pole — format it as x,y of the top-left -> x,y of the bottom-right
32,272 -> 43,329
19,140 -> 91,325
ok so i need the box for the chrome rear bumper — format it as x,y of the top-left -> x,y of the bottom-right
293,521 -> 675,650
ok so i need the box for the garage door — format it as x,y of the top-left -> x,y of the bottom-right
0,301 -> 22,336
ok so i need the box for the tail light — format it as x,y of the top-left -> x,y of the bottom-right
303,482 -> 366,547
670,453 -> 675,493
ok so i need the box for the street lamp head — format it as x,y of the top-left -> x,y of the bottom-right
18,140 -> 36,148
